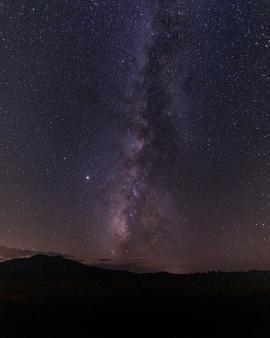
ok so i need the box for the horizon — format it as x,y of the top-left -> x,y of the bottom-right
1,245 -> 270,275
2,252 -> 270,275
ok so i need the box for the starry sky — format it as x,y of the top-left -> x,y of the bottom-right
0,0 -> 270,273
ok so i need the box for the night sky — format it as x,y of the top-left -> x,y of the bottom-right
0,0 -> 270,273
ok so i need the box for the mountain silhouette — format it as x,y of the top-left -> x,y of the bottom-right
0,255 -> 270,338
0,254 -> 132,281
0,244 -> 69,261
1,254 -> 270,284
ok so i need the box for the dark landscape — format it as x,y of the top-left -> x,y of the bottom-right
0,255 -> 269,337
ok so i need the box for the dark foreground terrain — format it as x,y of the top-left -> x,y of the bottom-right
0,256 -> 270,337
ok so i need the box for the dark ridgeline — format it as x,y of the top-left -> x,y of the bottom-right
0,255 -> 269,337
0,254 -> 132,281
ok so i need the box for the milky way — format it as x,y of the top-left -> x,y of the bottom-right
107,1 -> 192,269
0,0 -> 270,273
